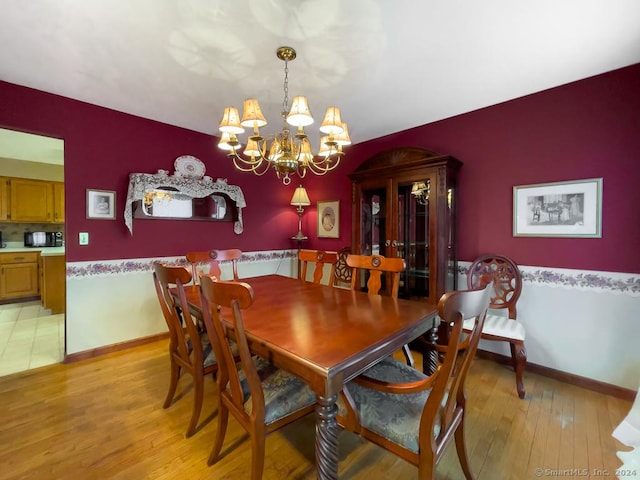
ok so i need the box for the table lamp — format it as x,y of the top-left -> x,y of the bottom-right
290,185 -> 311,241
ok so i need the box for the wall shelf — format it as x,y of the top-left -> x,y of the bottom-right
124,173 -> 246,235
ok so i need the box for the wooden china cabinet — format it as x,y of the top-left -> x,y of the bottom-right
350,147 -> 462,372
349,147 -> 462,306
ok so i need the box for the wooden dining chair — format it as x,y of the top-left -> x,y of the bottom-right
152,263 -> 219,438
346,253 -> 414,366
339,283 -> 493,480
332,246 -> 352,289
185,248 -> 242,283
298,249 -> 338,285
198,276 -> 316,480
466,254 -> 526,398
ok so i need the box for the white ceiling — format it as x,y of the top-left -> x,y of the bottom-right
0,0 -> 639,160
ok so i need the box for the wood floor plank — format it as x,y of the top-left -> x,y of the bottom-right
0,341 -> 631,480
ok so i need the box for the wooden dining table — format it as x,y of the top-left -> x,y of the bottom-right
179,274 -> 438,480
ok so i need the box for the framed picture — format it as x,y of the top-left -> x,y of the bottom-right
317,200 -> 340,238
513,178 -> 602,237
86,189 -> 116,220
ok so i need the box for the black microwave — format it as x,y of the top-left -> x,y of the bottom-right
24,231 -> 63,247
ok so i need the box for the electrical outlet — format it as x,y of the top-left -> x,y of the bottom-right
79,232 -> 89,245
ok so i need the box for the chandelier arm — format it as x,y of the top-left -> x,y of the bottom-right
303,160 -> 332,176
303,155 -> 342,175
231,154 -> 264,168
229,153 -> 270,174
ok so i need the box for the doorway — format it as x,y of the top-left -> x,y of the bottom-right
0,128 -> 65,376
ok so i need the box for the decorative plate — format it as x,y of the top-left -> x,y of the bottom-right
174,155 -> 205,178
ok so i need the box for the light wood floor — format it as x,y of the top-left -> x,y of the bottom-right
0,340 -> 632,480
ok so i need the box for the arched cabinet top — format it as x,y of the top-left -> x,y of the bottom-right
349,147 -> 462,180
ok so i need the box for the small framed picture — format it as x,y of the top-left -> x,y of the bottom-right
513,178 -> 602,237
317,200 -> 339,238
87,189 -> 116,220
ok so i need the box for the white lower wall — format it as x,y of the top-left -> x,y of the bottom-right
64,253 -> 639,390
457,262 -> 640,391
65,250 -> 297,354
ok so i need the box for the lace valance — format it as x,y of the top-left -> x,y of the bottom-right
124,173 -> 246,235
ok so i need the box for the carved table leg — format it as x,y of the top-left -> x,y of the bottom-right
315,393 -> 339,480
423,324 -> 440,375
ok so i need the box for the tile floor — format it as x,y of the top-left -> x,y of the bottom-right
0,301 -> 64,376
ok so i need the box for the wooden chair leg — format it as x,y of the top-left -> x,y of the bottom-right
510,341 -> 527,399
454,417 -> 475,480
163,360 -> 180,408
418,450 -> 437,480
208,405 -> 229,466
250,431 -> 266,480
186,372 -> 204,438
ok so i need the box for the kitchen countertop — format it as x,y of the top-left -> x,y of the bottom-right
0,244 -> 65,256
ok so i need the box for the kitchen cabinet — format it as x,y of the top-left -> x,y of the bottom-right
0,177 -> 8,221
1,177 -> 64,223
0,251 -> 40,300
349,147 -> 462,305
40,254 -> 66,314
53,182 -> 65,223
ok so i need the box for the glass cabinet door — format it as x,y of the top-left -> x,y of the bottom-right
359,188 -> 387,257
350,147 -> 461,306
396,180 -> 430,300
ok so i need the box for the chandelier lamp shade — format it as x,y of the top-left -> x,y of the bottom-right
217,46 -> 351,185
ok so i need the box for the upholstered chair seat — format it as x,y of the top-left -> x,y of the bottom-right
240,356 -> 316,425
340,357 -> 440,454
463,313 -> 526,341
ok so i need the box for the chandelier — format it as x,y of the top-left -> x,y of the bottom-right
217,46 -> 350,185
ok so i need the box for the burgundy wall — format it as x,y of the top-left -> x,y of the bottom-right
342,63 -> 640,273
1,62 -> 638,273
0,81 -> 319,262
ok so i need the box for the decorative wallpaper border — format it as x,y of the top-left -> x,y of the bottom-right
65,252 -> 639,295
66,249 -> 297,278
457,262 -> 640,295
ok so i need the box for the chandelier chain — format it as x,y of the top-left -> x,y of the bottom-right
282,59 -> 289,116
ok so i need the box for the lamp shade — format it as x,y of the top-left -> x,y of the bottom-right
243,138 -> 261,157
218,132 -> 239,151
317,136 -> 335,157
240,99 -> 267,128
333,122 -> 351,146
319,107 -> 344,135
219,107 -> 244,134
287,95 -> 314,127
297,138 -> 314,166
290,186 -> 311,206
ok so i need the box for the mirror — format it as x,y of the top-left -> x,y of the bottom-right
132,188 -> 236,222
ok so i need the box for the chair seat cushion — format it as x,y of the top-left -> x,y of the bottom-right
240,356 -> 316,425
342,357 -> 438,453
200,334 -> 218,368
464,313 -> 525,341
188,333 -> 238,368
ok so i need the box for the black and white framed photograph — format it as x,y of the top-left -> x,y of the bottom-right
513,178 -> 602,238
317,200 -> 340,238
87,189 -> 116,220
